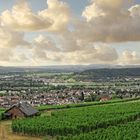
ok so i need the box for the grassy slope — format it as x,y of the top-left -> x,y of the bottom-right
12,98 -> 140,139
1,98 -> 140,140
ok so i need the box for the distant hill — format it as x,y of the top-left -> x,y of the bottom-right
0,65 -> 140,74
79,68 -> 140,78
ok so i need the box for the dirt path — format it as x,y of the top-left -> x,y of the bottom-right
0,121 -> 44,140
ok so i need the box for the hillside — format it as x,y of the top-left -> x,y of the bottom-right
0,65 -> 140,73
11,99 -> 140,140
79,68 -> 140,78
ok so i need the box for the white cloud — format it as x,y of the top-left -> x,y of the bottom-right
1,0 -> 71,32
39,0 -> 71,32
80,0 -> 140,42
61,45 -> 118,64
31,41 -> 118,65
0,48 -> 13,61
33,35 -> 59,52
82,3 -> 105,21
82,0 -> 131,21
0,23 -> 30,63
129,4 -> 140,17
119,50 -> 140,65
0,26 -> 28,48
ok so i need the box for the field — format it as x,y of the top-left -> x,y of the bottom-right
12,100 -> 140,140
0,109 -> 5,120
58,120 -> 140,140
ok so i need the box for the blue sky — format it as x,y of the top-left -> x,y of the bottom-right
0,0 -> 140,66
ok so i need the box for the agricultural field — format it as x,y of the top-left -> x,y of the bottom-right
0,108 -> 5,120
58,120 -> 140,140
12,100 -> 140,139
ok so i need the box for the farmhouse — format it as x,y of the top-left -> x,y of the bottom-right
3,101 -> 39,119
100,96 -> 111,102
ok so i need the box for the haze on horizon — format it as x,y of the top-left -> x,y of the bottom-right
0,0 -> 140,66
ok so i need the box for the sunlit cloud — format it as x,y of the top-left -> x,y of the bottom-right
1,0 -> 70,32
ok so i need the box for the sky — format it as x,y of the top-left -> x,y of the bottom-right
0,0 -> 140,66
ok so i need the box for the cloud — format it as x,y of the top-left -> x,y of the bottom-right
0,27 -> 29,48
79,0 -> 140,42
0,23 -> 30,63
32,35 -> 60,61
0,48 -> 13,61
129,4 -> 140,17
39,0 -> 71,32
83,0 -> 131,21
1,0 -> 70,32
33,35 -> 59,52
31,41 -> 118,65
60,45 -> 118,64
1,0 -> 52,31
119,50 -> 140,64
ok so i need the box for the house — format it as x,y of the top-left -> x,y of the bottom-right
100,96 -> 111,102
3,101 -> 39,119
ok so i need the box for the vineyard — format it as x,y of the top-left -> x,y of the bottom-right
0,108 -> 5,120
12,100 -> 140,139
58,120 -> 140,140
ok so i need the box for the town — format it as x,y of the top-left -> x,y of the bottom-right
0,68 -> 140,108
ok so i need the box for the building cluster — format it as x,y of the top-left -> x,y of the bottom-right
0,74 -> 140,108
1,86 -> 140,108
0,89 -> 86,108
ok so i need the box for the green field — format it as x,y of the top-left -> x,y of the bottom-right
0,108 -> 5,120
58,120 -> 140,140
12,99 -> 140,140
